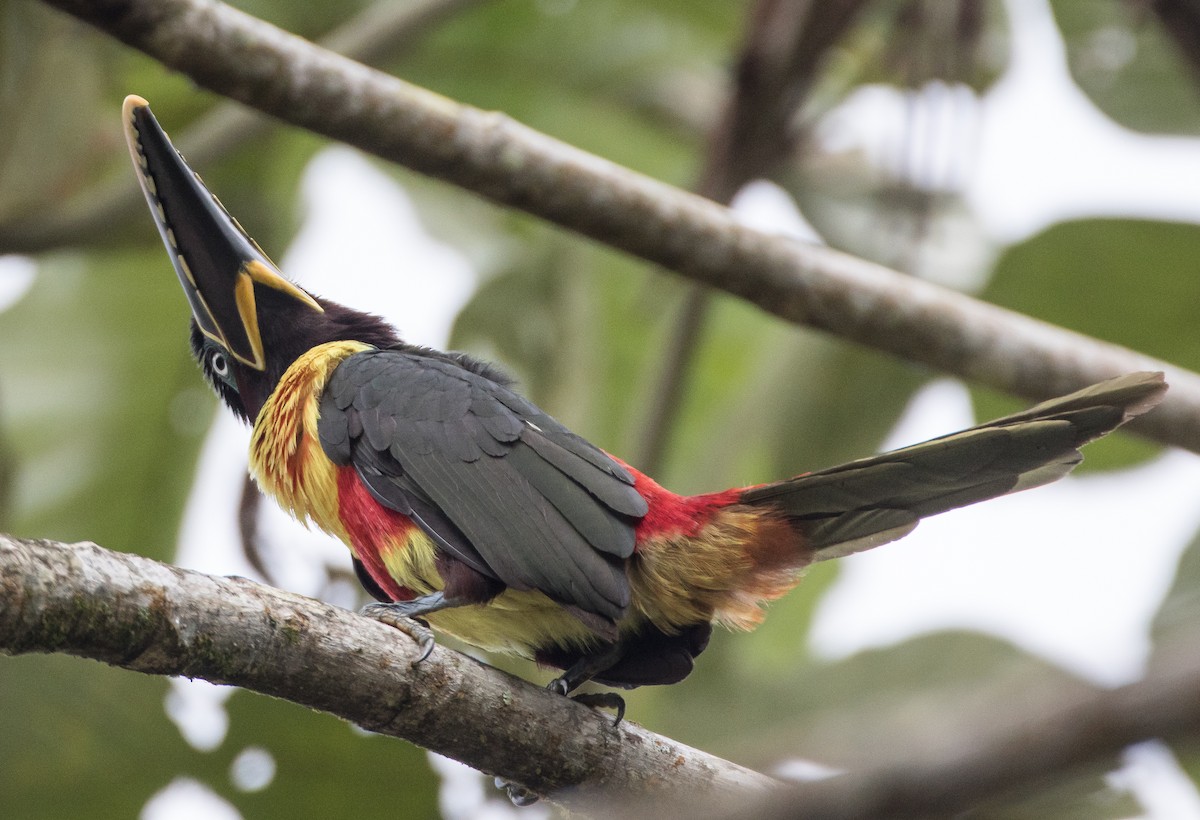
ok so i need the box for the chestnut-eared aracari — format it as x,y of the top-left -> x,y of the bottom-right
123,95 -> 1166,706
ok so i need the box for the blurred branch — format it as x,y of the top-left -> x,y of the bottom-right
637,0 -> 873,474
237,473 -> 271,583
34,0 -> 1200,454
0,0 -> 488,253
0,533 -> 779,812
719,639 -> 1200,820
699,0 -> 873,204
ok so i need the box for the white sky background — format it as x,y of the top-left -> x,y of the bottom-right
0,0 -> 1192,816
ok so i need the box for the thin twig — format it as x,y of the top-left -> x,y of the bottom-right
33,0 -> 1200,454
237,473 -> 271,583
638,286 -> 714,473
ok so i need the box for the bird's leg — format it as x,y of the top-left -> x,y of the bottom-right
494,642 -> 630,806
547,640 -> 626,694
361,591 -> 455,664
547,641 -> 628,725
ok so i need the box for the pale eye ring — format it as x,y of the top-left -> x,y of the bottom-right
211,351 -> 230,378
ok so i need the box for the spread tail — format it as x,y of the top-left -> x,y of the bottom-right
739,371 -> 1168,562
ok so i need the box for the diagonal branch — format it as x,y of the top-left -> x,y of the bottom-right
722,640 -> 1200,820
0,533 -> 778,812
8,533 -> 1200,819
35,0 -> 1200,454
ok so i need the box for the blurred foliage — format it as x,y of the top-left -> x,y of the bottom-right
0,656 -> 199,818
1153,526 -> 1200,789
0,3 -> 116,221
0,248 -> 204,552
1051,0 -> 1200,134
2,0 -> 1200,817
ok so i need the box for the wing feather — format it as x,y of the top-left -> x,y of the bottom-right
317,348 -> 642,622
519,430 -> 648,518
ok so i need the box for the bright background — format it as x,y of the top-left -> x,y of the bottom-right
4,0 -> 1200,817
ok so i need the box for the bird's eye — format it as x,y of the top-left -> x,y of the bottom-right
211,351 -> 230,378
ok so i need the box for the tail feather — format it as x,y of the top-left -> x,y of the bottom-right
740,371 -> 1167,562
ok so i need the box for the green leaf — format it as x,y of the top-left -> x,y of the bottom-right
1150,525 -> 1200,651
1050,1 -> 1200,135
710,631 -> 1136,818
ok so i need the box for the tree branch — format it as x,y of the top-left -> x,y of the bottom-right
9,532 -> 1200,818
0,533 -> 778,812
34,0 -> 1200,454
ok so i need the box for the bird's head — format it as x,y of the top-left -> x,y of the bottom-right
122,95 -> 399,422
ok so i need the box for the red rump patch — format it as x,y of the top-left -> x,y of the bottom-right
336,467 -> 416,601
609,458 -> 743,545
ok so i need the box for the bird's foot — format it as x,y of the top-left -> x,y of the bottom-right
571,691 -> 626,726
494,777 -> 541,806
546,676 -> 626,726
360,603 -> 436,665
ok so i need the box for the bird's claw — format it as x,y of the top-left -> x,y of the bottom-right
545,677 -> 625,726
570,691 -> 625,726
360,603 -> 436,665
494,777 -> 540,806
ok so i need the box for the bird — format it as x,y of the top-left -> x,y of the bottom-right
122,94 -> 1167,713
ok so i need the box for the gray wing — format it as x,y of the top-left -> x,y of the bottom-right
317,348 -> 648,621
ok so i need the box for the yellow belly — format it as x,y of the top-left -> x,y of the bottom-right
428,590 -> 602,656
